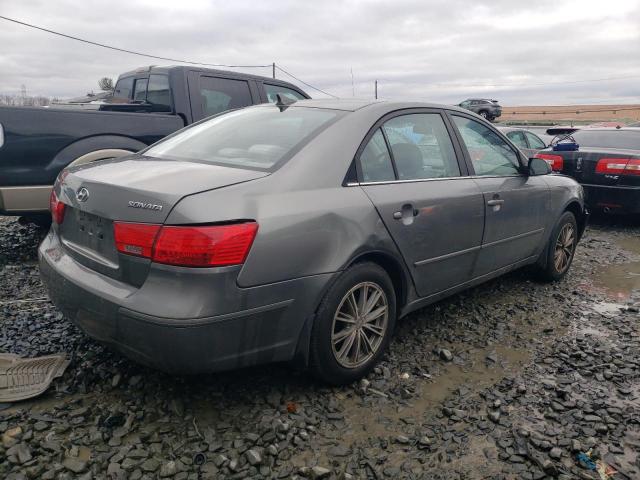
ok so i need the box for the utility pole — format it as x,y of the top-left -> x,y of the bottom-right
374,80 -> 378,99
272,62 -> 276,79
350,68 -> 355,97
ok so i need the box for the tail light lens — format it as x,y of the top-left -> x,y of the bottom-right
534,153 -> 564,171
49,189 -> 66,224
596,158 -> 640,176
114,222 -> 161,258
113,222 -> 258,267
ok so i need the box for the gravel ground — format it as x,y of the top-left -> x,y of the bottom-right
1,215 -> 639,480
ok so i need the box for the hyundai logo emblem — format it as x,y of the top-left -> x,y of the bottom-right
76,187 -> 90,203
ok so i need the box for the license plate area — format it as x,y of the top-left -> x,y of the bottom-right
61,208 -> 118,265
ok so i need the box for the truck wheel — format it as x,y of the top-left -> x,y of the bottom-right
309,262 -> 396,385
534,211 -> 577,282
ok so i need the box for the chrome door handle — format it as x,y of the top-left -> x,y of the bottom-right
393,211 -> 403,219
487,199 -> 504,206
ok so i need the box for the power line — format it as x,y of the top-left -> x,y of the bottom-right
0,15 -> 270,68
275,65 -> 339,98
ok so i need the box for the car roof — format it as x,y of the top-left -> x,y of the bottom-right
116,65 -> 302,87
286,98 -> 474,114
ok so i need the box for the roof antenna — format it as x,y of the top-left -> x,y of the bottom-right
275,93 -> 296,112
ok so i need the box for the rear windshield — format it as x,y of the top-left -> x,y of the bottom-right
145,106 -> 343,170
570,130 -> 640,150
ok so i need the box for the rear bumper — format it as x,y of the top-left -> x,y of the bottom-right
0,185 -> 52,215
582,183 -> 640,214
38,231 -> 335,373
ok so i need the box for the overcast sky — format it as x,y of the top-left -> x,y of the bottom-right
1,0 -> 639,105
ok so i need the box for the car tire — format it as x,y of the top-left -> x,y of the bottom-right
534,211 -> 578,282
478,110 -> 489,119
309,262 -> 396,385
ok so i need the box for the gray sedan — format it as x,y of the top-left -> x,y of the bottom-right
497,126 -> 548,158
39,99 -> 587,384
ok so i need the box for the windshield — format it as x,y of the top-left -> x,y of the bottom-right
145,106 -> 343,170
571,130 -> 640,150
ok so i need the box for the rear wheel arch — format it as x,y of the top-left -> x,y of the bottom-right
344,251 -> 408,315
66,148 -> 134,168
50,135 -> 148,175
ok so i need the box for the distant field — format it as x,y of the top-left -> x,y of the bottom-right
500,104 -> 640,124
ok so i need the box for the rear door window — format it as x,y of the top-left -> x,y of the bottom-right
525,131 -> 546,149
506,130 -> 528,149
146,74 -> 172,112
382,113 -> 460,180
133,78 -> 148,102
264,84 -> 307,103
199,76 -> 253,117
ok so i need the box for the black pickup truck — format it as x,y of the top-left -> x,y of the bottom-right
0,65 -> 309,221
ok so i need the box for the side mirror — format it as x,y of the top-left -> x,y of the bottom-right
528,157 -> 552,176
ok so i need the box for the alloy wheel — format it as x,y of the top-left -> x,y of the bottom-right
554,223 -> 575,273
331,282 -> 389,369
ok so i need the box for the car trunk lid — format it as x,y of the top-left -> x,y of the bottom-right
56,156 -> 269,285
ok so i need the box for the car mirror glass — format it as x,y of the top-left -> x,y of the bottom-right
528,157 -> 552,176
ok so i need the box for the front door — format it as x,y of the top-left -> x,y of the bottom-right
450,115 -> 549,276
357,111 -> 485,297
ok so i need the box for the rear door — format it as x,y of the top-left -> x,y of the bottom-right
358,109 -> 485,297
449,114 -> 549,276
187,72 -> 258,121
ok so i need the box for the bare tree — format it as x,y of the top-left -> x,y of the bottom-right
98,77 -> 114,92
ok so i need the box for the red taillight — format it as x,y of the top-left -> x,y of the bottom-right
596,158 -> 640,176
113,222 -> 259,267
534,153 -> 564,171
114,222 -> 161,258
153,223 -> 259,267
49,189 -> 66,224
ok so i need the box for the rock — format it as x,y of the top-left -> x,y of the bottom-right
549,447 -> 562,460
311,466 -> 331,479
327,445 -> 350,457
246,448 -> 262,465
2,426 -> 22,448
7,443 -> 32,464
63,457 -> 87,473
141,458 -> 161,472
488,410 -> 501,423
159,461 -> 178,477
439,349 -> 453,361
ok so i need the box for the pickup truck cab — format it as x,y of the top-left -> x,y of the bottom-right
0,65 -> 309,220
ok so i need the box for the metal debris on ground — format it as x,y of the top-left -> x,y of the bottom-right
0,353 -> 69,402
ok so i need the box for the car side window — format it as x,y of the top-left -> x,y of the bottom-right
506,130 -> 528,149
452,116 -> 521,176
382,114 -> 460,180
113,76 -> 134,100
525,131 -> 546,149
133,78 -> 148,102
146,74 -> 172,112
264,84 -> 306,103
359,129 -> 396,182
199,76 -> 253,117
